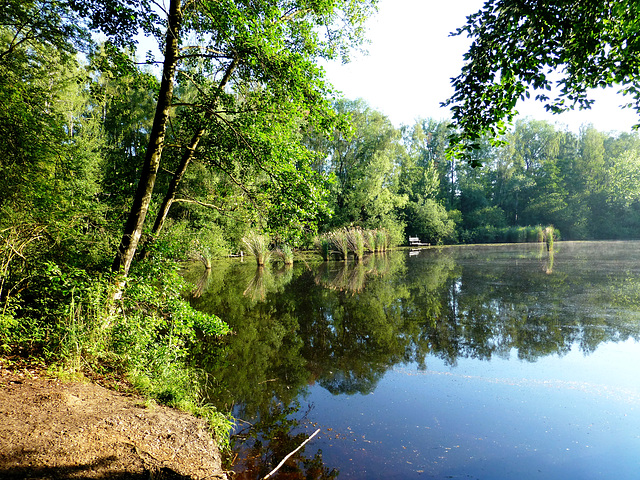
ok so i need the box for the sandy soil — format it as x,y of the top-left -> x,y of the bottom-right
0,360 -> 229,479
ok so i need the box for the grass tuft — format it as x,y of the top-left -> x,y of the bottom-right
242,232 -> 272,266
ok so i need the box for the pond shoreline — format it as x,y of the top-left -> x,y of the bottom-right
0,358 -> 229,479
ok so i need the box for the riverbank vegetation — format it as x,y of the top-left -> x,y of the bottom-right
4,0 -> 640,449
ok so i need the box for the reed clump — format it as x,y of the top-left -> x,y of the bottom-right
315,237 -> 331,261
345,227 -> 365,261
316,227 -> 391,261
242,232 -> 272,266
329,229 -> 350,261
544,226 -> 555,251
274,244 -> 294,265
373,229 -> 389,252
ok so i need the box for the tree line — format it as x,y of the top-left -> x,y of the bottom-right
310,101 -> 640,245
3,0 -> 640,443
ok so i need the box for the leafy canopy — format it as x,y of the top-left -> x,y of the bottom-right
444,0 -> 640,165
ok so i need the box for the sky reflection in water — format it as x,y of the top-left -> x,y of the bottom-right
190,241 -> 640,479
307,341 -> 640,479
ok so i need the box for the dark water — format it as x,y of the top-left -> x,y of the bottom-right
187,241 -> 640,479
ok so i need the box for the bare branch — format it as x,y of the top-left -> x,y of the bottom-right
280,7 -> 312,22
173,197 -> 225,211
149,0 -> 169,17
263,429 -> 321,480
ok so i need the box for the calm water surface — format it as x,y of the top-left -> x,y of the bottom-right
188,241 -> 640,479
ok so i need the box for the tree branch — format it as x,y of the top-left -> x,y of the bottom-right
173,197 -> 225,211
262,429 -> 321,480
280,7 -> 312,22
173,197 -> 243,220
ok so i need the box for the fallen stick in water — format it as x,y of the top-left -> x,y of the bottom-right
262,428 -> 321,480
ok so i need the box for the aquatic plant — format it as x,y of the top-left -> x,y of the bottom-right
346,227 -> 365,261
375,229 -> 389,252
363,229 -> 377,252
329,229 -> 349,261
242,232 -> 272,266
274,244 -> 294,265
315,227 -> 393,261
315,236 -> 331,261
544,226 -> 555,251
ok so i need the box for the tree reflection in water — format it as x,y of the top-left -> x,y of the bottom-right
186,241 -> 640,476
229,400 -> 338,480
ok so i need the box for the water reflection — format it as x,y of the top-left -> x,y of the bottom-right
231,400 -> 338,480
313,254 -> 393,294
188,241 -> 640,403
185,241 -> 640,478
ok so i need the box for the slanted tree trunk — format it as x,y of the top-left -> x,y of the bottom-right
143,57 -> 239,248
111,0 -> 182,275
151,125 -> 206,237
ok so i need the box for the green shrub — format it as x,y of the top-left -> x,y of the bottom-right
2,254 -> 233,447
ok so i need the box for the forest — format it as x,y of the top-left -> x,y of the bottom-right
3,0 -> 640,444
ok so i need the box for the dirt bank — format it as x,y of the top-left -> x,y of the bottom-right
0,360 -> 229,479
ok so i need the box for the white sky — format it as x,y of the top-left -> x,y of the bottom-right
323,0 -> 639,134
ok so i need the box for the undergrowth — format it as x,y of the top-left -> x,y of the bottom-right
0,245 -> 234,450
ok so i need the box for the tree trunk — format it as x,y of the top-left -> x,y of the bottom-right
111,0 -> 182,275
151,126 -> 206,237
143,57 -> 239,248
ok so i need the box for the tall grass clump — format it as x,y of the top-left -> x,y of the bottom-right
315,236 -> 331,261
242,232 -> 272,266
329,229 -> 349,261
374,229 -> 389,252
346,228 -> 365,261
544,226 -> 555,251
363,229 -> 377,253
274,244 -> 294,265
315,227 -> 392,261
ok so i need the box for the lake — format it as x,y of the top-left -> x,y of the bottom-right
187,241 -> 640,479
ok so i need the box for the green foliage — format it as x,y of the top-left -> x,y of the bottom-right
0,249 -> 233,442
101,0 -> 379,273
447,118 -> 640,242
0,0 -> 388,452
445,0 -> 640,162
404,198 -> 456,245
309,99 -> 408,235
399,119 -> 457,244
464,206 -> 508,231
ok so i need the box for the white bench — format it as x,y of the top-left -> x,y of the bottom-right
408,236 -> 430,247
